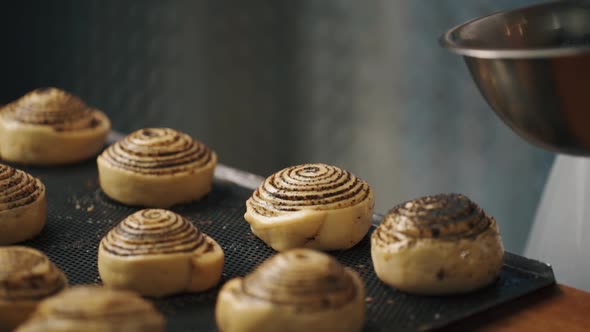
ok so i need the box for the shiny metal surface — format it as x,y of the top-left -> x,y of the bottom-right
442,1 -> 590,155
441,2 -> 590,58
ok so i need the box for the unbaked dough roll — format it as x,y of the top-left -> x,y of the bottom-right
245,163 -> 374,251
15,286 -> 165,332
216,249 -> 365,332
98,209 -> 224,297
0,164 -> 46,244
0,246 -> 67,332
97,128 -> 217,208
371,193 -> 504,295
0,87 -> 110,165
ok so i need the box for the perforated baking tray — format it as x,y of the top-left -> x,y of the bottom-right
14,139 -> 555,332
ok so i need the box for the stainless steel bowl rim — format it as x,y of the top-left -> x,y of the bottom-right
440,2 -> 590,59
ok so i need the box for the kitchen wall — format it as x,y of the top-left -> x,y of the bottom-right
0,0 -> 554,253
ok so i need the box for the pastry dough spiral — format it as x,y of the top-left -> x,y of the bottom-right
243,249 -> 357,309
2,88 -> 101,130
99,128 -> 214,175
0,88 -> 110,165
373,193 -> 494,243
216,249 -> 365,332
15,286 -> 165,332
0,247 -> 67,331
97,128 -> 217,207
245,163 -> 374,251
98,209 -> 224,297
371,193 -> 504,295
101,209 -> 205,256
0,164 -> 46,244
249,163 -> 371,216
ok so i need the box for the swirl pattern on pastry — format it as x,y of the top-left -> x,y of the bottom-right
99,128 -> 213,175
248,163 -> 371,217
242,249 -> 356,311
0,164 -> 44,212
37,286 -> 161,320
101,209 -> 205,256
0,247 -> 67,301
373,193 -> 494,246
1,88 -> 102,131
14,286 -> 165,332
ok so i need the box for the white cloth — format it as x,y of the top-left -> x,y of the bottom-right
525,155 -> 590,291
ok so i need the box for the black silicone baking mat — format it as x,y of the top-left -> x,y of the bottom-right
12,150 -> 555,332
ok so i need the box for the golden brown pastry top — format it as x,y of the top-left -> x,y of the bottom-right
241,249 -> 358,311
101,209 -> 208,256
0,88 -> 106,132
0,164 -> 45,212
247,163 -> 372,217
99,128 -> 214,175
373,193 -> 497,246
17,286 -> 165,331
0,247 -> 67,302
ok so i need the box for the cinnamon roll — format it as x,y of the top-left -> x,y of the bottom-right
0,87 -> 110,165
0,164 -> 46,245
371,193 -> 504,295
98,209 -> 224,297
97,128 -> 217,208
15,286 -> 165,332
245,163 -> 374,251
216,249 -> 365,332
0,247 -> 67,332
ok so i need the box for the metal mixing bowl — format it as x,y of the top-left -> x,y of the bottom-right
441,1 -> 590,155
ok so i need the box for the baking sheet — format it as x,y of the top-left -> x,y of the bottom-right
13,146 -> 554,332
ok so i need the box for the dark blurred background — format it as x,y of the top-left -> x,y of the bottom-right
0,0 -> 554,253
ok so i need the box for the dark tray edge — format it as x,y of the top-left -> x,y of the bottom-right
424,252 -> 556,331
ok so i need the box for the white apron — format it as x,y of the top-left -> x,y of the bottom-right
525,155 -> 590,291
